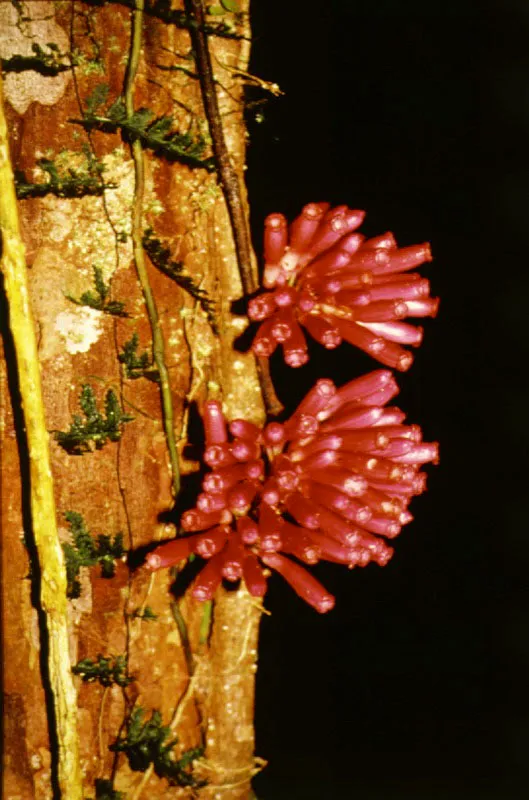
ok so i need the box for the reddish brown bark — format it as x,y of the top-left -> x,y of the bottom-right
1,2 -> 264,797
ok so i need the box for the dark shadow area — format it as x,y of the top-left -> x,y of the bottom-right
246,1 -> 529,798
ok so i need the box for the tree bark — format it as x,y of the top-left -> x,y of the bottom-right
1,1 -> 264,797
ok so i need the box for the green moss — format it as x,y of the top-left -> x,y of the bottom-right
67,266 -> 129,318
72,654 -> 133,687
110,707 -> 206,787
54,385 -> 134,456
70,95 -> 215,171
62,511 -> 126,598
118,333 -> 159,382
15,147 -> 116,200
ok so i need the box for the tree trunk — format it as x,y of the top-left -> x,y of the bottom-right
1,2 -> 265,797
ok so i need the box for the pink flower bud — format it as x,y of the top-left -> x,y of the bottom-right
353,300 -> 409,323
382,243 -> 432,274
237,515 -> 259,544
291,378 -> 337,419
194,526 -> 229,558
264,213 -> 288,265
340,498 -> 372,525
181,508 -> 232,532
259,504 -> 282,542
362,232 -> 397,250
243,555 -> 268,597
260,552 -> 335,613
145,536 -> 193,570
333,289 -> 372,307
306,530 -> 361,565
307,467 -> 367,497
197,492 -> 227,512
300,449 -> 339,472
404,298 -> 440,317
229,418 -> 262,441
280,521 -> 321,564
221,536 -> 245,581
248,293 -> 276,321
373,407 -> 407,426
252,318 -> 279,357
367,277 -> 430,302
263,422 -> 285,445
202,463 -> 249,493
289,202 -> 329,253
391,442 -> 439,465
273,286 -> 298,307
361,516 -> 402,539
360,321 -> 423,346
231,439 -> 260,461
227,481 -> 257,514
283,412 -> 319,440
192,552 -> 224,601
284,492 -> 321,529
319,406 -> 384,431
334,370 -> 394,405
289,434 -> 343,463
302,314 -> 342,349
307,207 -> 365,259
338,429 -> 389,452
282,320 -> 309,367
204,443 -> 237,468
271,308 -> 295,343
306,480 -> 352,513
203,400 -> 227,444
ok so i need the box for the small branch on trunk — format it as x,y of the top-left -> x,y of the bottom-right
0,77 -> 83,799
124,0 -> 181,499
184,0 -> 283,417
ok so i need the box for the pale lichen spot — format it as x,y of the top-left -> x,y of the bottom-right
0,2 -> 71,114
54,307 -> 104,354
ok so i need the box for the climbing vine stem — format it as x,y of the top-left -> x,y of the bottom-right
184,0 -> 283,416
124,0 -> 181,498
0,77 -> 83,799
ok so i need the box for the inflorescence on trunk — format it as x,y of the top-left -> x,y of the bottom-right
146,369 -> 438,613
248,203 -> 438,370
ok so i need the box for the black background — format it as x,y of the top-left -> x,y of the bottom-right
245,1 -> 528,798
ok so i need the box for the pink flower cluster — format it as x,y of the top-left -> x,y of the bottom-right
248,203 -> 438,370
146,370 -> 438,612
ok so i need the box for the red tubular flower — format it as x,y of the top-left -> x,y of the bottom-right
145,374 -> 438,613
248,203 -> 437,370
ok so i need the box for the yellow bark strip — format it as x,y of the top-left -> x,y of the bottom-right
0,76 -> 83,799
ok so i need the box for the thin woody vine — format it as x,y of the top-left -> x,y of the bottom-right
0,1 -> 438,799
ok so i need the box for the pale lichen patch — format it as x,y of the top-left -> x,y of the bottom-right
54,307 -> 104,354
0,1 -> 71,114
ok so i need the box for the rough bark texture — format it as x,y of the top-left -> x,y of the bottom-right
1,2 -> 264,797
